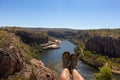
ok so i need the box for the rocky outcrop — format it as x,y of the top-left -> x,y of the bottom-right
0,46 -> 23,79
0,30 -> 24,79
16,30 -> 49,45
8,58 -> 59,80
0,30 -> 58,80
85,36 -> 120,58
29,59 -> 58,80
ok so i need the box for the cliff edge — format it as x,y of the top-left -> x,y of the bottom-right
0,30 -> 58,80
85,36 -> 120,58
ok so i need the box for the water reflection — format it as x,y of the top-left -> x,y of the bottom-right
39,40 -> 120,80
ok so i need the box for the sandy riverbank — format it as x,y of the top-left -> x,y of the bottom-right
41,40 -> 61,50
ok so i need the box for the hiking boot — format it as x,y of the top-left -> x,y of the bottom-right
62,51 -> 70,69
70,54 -> 78,73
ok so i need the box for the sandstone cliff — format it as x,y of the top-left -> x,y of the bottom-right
0,30 -> 58,80
0,46 -> 23,79
16,30 -> 49,45
0,30 -> 24,79
85,36 -> 120,58
8,58 -> 59,80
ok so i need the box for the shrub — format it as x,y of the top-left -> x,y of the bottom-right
94,66 -> 113,80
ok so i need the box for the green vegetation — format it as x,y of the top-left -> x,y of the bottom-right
0,27 -> 51,79
0,29 -> 42,59
94,66 -> 113,80
29,68 -> 37,80
1,26 -> 120,79
74,48 -> 115,80
81,50 -> 107,67
44,28 -> 120,79
0,27 -> 50,59
74,48 -> 120,69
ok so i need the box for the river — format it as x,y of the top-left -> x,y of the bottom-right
39,40 -> 120,80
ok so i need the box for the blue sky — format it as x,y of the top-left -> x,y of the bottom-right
0,0 -> 120,29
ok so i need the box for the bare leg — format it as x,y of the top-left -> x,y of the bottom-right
60,68 -> 70,80
72,69 -> 84,80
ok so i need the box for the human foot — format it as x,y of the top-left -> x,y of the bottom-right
70,54 -> 78,73
62,51 -> 70,69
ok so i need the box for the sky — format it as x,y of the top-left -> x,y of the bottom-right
0,0 -> 120,29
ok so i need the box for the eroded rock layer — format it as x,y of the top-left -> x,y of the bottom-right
85,36 -> 120,58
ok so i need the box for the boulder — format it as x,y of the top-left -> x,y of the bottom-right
10,58 -> 59,80
0,46 -> 23,79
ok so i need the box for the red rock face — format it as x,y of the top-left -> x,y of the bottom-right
0,46 -> 23,79
85,36 -> 120,58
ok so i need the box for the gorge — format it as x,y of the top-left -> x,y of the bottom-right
1,27 -> 120,80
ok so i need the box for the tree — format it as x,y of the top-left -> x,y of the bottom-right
94,66 -> 113,80
74,46 -> 81,56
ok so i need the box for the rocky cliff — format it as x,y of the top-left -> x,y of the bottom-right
16,30 -> 49,45
0,46 -> 23,79
8,58 -> 59,80
0,30 -> 24,79
85,36 -> 120,58
0,30 -> 58,80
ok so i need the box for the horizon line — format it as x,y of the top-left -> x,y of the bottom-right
0,25 -> 120,30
